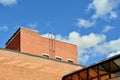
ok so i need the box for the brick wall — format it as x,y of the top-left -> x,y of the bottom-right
0,49 -> 83,80
6,31 -> 20,51
6,27 -> 78,63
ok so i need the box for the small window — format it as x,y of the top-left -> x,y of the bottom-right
68,59 -> 73,63
56,56 -> 62,61
43,54 -> 49,58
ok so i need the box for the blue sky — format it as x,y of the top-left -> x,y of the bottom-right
0,0 -> 120,66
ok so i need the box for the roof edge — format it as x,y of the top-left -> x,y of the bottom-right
6,27 -> 77,47
0,48 -> 84,67
62,53 -> 120,78
6,27 -> 21,46
6,27 -> 39,46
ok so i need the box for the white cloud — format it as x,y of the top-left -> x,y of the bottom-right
27,22 -> 38,29
67,32 -> 105,49
110,11 -> 118,19
78,54 -> 89,64
88,0 -> 120,19
77,0 -> 120,29
42,31 -> 120,65
0,25 -> 8,31
91,38 -> 120,57
0,0 -> 17,6
102,25 -> 113,33
108,38 -> 120,51
42,31 -> 106,64
77,18 -> 96,28
108,51 -> 120,58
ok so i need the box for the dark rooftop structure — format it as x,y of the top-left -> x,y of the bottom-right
62,54 -> 120,80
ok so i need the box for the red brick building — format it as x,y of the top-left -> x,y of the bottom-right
1,27 -> 120,80
6,27 -> 78,63
0,27 -> 83,80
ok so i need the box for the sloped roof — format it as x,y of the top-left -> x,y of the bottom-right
62,53 -> 120,80
0,48 -> 83,80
